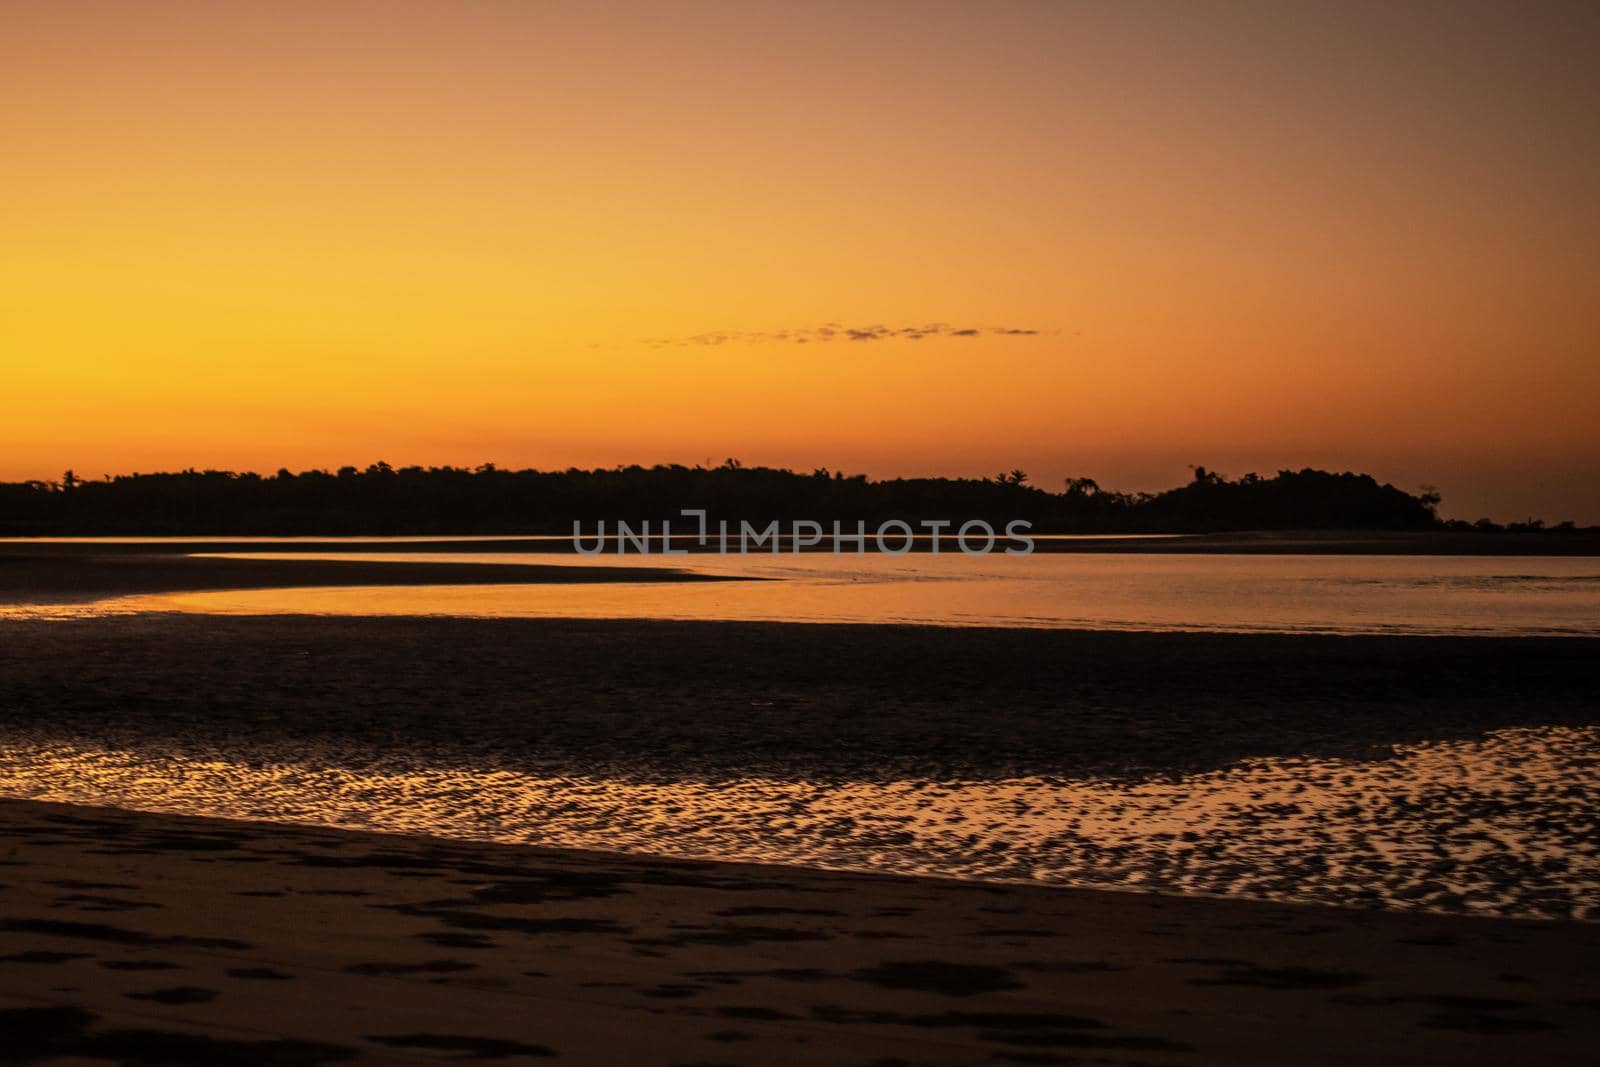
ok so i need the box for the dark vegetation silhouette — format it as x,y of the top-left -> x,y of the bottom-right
0,461 -> 1514,536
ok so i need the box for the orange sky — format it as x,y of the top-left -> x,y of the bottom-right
3,1 -> 1597,521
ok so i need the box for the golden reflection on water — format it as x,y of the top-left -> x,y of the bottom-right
8,552 -> 1598,635
2,724 -> 1595,920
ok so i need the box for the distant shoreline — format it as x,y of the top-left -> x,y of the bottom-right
6,528 -> 1600,556
4,530 -> 1599,606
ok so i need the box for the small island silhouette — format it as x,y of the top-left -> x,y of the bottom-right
1,462 -> 1585,537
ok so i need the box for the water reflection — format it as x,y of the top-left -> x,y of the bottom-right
3,724 -> 1594,920
59,553 -> 1600,636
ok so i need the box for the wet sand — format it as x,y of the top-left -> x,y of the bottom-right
2,616 -> 1597,920
3,615 -> 1592,781
0,550 -> 737,603
3,797 -> 1598,1066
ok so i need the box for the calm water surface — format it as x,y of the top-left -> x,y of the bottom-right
43,550 -> 1600,636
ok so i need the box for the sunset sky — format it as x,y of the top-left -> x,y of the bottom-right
4,1 -> 1597,522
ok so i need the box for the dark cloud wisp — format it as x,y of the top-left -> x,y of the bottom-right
645,323 -> 1048,347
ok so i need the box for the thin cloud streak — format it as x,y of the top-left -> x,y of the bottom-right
644,323 -> 1050,347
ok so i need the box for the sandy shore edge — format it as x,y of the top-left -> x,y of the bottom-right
3,797 -> 1599,1065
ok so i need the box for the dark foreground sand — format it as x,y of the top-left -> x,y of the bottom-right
3,798 -> 1598,1066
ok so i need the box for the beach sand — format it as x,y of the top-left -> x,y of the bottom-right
2,616 -> 1597,920
4,797 -> 1599,1066
1,552 -> 1597,1062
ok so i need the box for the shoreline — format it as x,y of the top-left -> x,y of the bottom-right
1,785 -> 1590,928
0,550 -> 745,604
2,794 -> 1583,933
5,528 -> 1600,557
5,796 -> 1599,1065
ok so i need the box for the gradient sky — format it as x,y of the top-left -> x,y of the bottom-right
4,1 -> 1597,521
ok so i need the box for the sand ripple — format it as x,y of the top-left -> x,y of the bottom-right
2,725 -> 1596,921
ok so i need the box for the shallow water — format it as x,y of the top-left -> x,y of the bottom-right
1,724 -> 1595,920
28,550 -> 1600,636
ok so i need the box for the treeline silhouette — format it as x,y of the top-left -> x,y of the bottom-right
0,461 -> 1486,536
